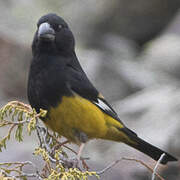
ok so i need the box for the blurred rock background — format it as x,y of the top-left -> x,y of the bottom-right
0,0 -> 180,179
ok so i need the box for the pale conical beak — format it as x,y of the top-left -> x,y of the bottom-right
38,22 -> 55,41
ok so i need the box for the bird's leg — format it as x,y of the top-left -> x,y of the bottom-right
62,131 -> 89,169
62,143 -> 85,169
71,143 -> 85,169
76,143 -> 90,170
77,143 -> 85,161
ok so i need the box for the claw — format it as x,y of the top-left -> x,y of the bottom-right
62,157 -> 80,169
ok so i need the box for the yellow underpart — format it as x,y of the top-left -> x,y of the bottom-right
45,95 -> 130,144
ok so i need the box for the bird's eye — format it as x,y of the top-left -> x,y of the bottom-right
58,24 -> 63,29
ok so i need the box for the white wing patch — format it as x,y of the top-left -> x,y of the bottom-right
94,98 -> 123,123
93,98 -> 112,112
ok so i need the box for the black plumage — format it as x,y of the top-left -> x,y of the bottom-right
28,13 -> 178,165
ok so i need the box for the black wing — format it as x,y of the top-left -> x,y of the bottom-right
66,62 -> 123,124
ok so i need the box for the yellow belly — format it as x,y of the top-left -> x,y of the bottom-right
45,95 -> 125,143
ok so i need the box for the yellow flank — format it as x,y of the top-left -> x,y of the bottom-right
45,95 -> 131,144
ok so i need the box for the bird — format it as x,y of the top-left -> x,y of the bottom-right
28,13 -> 177,165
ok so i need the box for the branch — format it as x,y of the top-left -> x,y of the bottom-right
152,153 -> 166,180
97,157 -> 165,180
0,101 -> 170,179
0,161 -> 42,179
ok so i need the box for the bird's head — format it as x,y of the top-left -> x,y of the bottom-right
32,13 -> 75,55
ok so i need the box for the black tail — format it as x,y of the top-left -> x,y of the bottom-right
121,127 -> 178,164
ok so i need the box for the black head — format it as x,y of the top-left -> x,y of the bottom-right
32,13 -> 75,55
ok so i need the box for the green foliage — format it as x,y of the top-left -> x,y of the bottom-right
34,147 -> 99,180
0,101 -> 99,180
0,101 -> 47,151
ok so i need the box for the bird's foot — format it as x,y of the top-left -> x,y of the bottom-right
62,157 -> 80,169
62,156 -> 90,170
